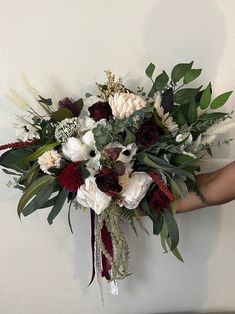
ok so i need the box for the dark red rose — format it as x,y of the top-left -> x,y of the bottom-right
59,97 -> 82,117
136,121 -> 159,149
59,161 -> 84,192
95,167 -> 122,196
88,101 -> 113,122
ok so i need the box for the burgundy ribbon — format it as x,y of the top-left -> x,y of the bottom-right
88,209 -> 95,286
101,222 -> 113,280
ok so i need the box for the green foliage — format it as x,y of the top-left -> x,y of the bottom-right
22,185 -> 53,216
17,175 -> 54,218
120,207 -> 138,237
171,61 -> 193,82
92,123 -> 113,150
51,108 -> 74,122
199,82 -> 212,109
145,62 -> 155,78
47,189 -> 69,225
174,88 -> 201,105
210,91 -> 233,109
26,142 -> 60,161
162,209 -> 179,250
187,99 -> 198,124
0,148 -> 33,172
148,70 -> 169,97
183,68 -> 202,84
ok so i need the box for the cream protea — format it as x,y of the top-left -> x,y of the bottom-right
38,149 -> 61,174
109,92 -> 146,119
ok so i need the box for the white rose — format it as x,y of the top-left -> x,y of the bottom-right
62,137 -> 87,161
120,172 -> 152,209
109,93 -> 146,119
77,176 -> 111,214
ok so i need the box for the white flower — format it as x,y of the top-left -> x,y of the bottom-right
77,176 -> 111,214
62,137 -> 87,161
13,115 -> 39,141
38,150 -> 61,174
109,92 -> 146,119
154,93 -> 178,132
176,132 -> 193,144
78,116 -> 96,132
120,172 -> 152,209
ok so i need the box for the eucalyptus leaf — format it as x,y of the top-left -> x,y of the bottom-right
47,189 -> 69,225
17,175 -> 54,217
26,142 -> 60,161
0,148 -> 33,171
163,209 -> 179,250
22,185 -> 53,216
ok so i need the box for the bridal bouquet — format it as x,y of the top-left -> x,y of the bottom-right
0,62 -> 233,285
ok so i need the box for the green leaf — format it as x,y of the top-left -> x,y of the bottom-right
145,62 -> 155,78
171,61 -> 193,82
51,107 -> 73,122
73,98 -> 84,114
163,209 -> 179,250
68,200 -> 74,234
183,68 -> 202,84
210,91 -> 233,109
153,214 -> 163,235
26,162 -> 40,186
175,110 -> 186,127
199,82 -> 212,109
22,185 -> 53,216
38,95 -> 53,106
0,148 -> 33,171
173,154 -> 194,165
154,70 -> 169,91
26,142 -> 60,161
199,112 -> 227,121
171,247 -> 184,262
124,128 -> 136,146
174,88 -> 200,105
187,99 -> 197,124
47,189 -> 69,224
2,168 -> 20,175
17,175 -> 54,217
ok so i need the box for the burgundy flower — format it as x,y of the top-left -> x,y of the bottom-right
59,161 -> 84,192
88,101 -> 113,122
148,171 -> 175,214
148,188 -> 173,214
136,121 -> 159,149
104,147 -> 122,161
95,167 -> 122,196
59,97 -> 81,117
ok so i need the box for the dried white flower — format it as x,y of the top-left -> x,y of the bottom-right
109,92 -> 146,119
201,120 -> 235,145
38,150 -> 61,174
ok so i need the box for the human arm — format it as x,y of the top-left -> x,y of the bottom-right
176,161 -> 235,213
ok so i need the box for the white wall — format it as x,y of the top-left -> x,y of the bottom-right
0,0 -> 235,313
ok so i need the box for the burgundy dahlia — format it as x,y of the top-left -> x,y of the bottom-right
95,167 -> 122,196
136,121 -> 159,149
88,101 -> 113,122
59,97 -> 81,117
59,161 -> 84,192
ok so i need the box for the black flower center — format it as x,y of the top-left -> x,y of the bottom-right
89,150 -> 96,157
